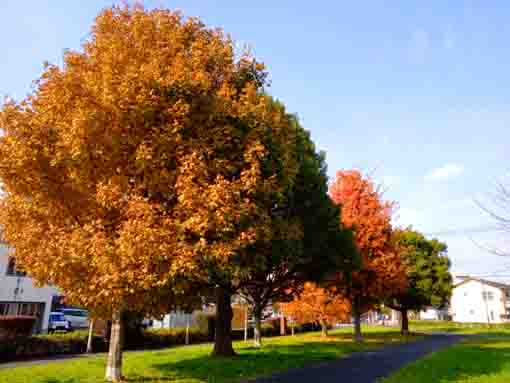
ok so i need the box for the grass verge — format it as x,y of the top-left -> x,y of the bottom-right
383,335 -> 510,383
0,326 -> 414,383
409,320 -> 510,335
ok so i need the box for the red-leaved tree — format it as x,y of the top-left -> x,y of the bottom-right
329,170 -> 407,342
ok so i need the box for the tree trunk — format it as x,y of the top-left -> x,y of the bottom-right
244,306 -> 249,342
185,316 -> 190,345
291,325 -> 295,336
86,319 -> 94,353
320,319 -> 328,337
280,315 -> 286,336
105,310 -> 123,382
401,309 -> 409,335
352,296 -> 363,343
253,305 -> 262,348
212,286 -> 236,357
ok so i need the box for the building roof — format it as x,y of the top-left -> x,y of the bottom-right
454,277 -> 510,290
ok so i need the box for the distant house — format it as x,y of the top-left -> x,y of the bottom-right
450,277 -> 510,324
0,244 -> 60,333
419,307 -> 449,321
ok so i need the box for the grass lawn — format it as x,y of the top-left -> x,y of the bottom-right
383,335 -> 510,383
409,320 -> 510,335
383,321 -> 510,383
0,326 -> 413,383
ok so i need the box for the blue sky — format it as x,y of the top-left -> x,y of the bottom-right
2,0 -> 510,279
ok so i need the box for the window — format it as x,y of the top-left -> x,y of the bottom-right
482,291 -> 495,301
5,257 -> 26,277
62,309 -> 88,317
50,313 -> 65,322
18,303 -> 39,316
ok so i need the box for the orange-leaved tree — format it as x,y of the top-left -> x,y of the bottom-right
329,170 -> 407,342
281,282 -> 350,337
0,4 -> 295,380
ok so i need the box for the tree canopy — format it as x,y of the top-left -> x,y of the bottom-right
388,228 -> 453,333
236,114 -> 358,346
281,282 -> 350,337
329,170 -> 407,341
0,4 -> 302,378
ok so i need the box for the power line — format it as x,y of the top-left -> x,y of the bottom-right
425,225 -> 501,237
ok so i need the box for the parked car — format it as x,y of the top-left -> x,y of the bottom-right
141,318 -> 153,329
48,312 -> 71,333
61,308 -> 89,329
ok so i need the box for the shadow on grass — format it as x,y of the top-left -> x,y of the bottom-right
127,331 -> 414,383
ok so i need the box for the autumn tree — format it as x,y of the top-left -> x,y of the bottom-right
0,5 -> 300,379
329,170 -> 407,342
181,94 -> 307,355
237,116 -> 358,347
386,228 -> 452,334
281,282 -> 350,337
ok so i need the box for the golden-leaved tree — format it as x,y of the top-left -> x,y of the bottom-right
0,5 -> 298,380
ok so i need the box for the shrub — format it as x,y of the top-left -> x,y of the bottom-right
0,331 -> 108,362
140,327 -> 208,349
0,316 -> 36,340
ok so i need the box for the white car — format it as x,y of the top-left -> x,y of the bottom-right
48,312 -> 71,333
61,308 -> 89,329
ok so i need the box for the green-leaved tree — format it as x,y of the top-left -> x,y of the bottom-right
387,228 -> 453,334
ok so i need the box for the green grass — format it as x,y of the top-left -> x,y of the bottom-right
383,335 -> 510,383
1,326 -> 413,383
382,321 -> 510,383
409,320 -> 510,335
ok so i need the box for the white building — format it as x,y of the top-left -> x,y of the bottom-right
450,277 -> 510,324
419,307 -> 449,321
0,245 -> 60,333
152,311 -> 197,329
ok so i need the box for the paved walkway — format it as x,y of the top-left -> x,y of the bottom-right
248,333 -> 465,383
0,353 -> 97,370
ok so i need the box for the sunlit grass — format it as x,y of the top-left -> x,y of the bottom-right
0,326 -> 413,383
383,335 -> 510,383
409,320 -> 510,335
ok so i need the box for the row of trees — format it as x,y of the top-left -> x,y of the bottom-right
281,172 -> 453,340
0,5 -> 452,382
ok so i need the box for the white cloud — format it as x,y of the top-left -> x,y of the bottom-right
424,163 -> 464,182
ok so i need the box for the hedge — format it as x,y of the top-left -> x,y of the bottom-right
0,331 -> 106,362
0,327 -> 207,363
0,316 -> 36,340
0,322 -> 309,363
